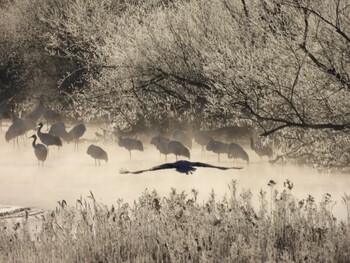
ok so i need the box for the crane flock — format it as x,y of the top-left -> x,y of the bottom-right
1,101 -> 276,173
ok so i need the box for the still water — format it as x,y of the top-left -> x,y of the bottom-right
0,126 -> 349,221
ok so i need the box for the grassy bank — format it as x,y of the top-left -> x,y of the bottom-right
1,180 -> 350,263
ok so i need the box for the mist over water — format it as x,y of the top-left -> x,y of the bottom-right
1,123 -> 349,220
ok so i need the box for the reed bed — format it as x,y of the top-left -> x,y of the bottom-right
0,180 -> 350,263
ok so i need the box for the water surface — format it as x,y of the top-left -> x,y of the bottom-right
0,125 -> 349,221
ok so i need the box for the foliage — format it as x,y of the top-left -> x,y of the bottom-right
0,0 -> 350,168
1,181 -> 350,262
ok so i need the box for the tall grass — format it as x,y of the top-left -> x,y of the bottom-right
1,180 -> 350,263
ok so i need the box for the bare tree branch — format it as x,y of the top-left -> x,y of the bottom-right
238,99 -> 350,136
299,44 -> 350,89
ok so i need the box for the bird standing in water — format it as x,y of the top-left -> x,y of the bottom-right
250,137 -> 273,160
119,160 -> 242,175
118,137 -> 143,158
206,139 -> 228,162
87,144 -> 108,166
29,134 -> 48,166
37,122 -> 62,148
68,123 -> 86,150
167,140 -> 190,161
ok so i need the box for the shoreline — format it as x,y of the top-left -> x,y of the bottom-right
0,204 -> 46,220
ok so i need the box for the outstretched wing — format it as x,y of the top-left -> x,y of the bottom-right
119,168 -> 148,174
119,162 -> 177,174
190,162 -> 243,170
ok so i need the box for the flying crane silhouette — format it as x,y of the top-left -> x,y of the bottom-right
119,160 -> 242,175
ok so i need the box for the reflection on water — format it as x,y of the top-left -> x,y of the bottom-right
0,126 -> 349,221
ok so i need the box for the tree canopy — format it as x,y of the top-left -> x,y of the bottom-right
0,0 -> 349,169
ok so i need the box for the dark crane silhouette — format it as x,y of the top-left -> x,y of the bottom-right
171,129 -> 192,149
25,102 -> 60,128
87,144 -> 108,166
118,137 -> 143,158
150,135 -> 169,146
67,123 -> 86,149
167,140 -> 190,161
150,135 -> 170,160
250,137 -> 273,160
37,122 -> 62,148
119,160 -> 242,175
25,104 -> 45,122
42,107 -> 61,127
5,113 -> 27,148
227,142 -> 249,163
5,112 -> 36,147
23,119 -> 36,133
49,122 -> 70,141
193,131 -> 212,154
206,139 -> 228,162
29,135 -> 48,166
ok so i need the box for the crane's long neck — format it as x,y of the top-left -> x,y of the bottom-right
38,124 -> 43,135
11,112 -> 20,123
31,137 -> 37,148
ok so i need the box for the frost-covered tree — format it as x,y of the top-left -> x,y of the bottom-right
1,0 -> 350,168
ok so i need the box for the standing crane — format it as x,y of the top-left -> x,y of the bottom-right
25,104 -> 45,123
118,137 -> 144,158
206,139 -> 228,162
49,122 -> 70,141
150,135 -> 170,160
87,144 -> 108,166
193,130 -> 212,154
68,123 -> 86,149
167,140 -> 190,161
43,107 -> 61,127
5,113 -> 26,148
227,142 -> 249,164
171,129 -> 192,149
250,137 -> 273,160
29,135 -> 48,166
37,122 -> 62,149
